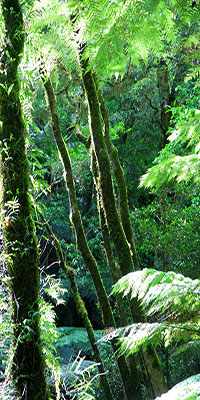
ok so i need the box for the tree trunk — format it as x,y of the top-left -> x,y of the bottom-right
43,78 -> 114,328
81,59 -> 134,278
97,88 -> 139,271
43,76 -> 139,400
92,151 -> 143,398
157,58 -> 172,145
0,1 -> 48,398
80,58 -> 167,399
142,346 -> 167,398
41,216 -> 114,400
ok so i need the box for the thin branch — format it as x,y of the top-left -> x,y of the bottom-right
144,94 -> 159,112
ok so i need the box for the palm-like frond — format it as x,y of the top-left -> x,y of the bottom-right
169,110 -> 200,149
112,268 -> 200,322
100,321 -> 198,355
140,111 -> 200,188
140,153 -> 200,188
99,269 -> 200,355
26,0 -> 198,81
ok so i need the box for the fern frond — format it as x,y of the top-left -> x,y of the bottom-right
99,269 -> 200,356
111,269 -> 200,323
99,322 -> 163,353
100,320 -> 199,356
27,0 -> 197,81
169,110 -> 200,148
140,153 -> 200,188
27,0 -> 80,80
140,111 -> 200,188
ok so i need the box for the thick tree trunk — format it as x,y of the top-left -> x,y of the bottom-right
0,1 -> 48,399
142,346 -> 167,398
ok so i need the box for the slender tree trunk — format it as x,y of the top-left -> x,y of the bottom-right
81,59 -> 134,278
43,78 -> 114,328
92,151 -> 143,398
96,86 -> 167,397
80,58 -> 167,399
0,1 -> 48,398
80,60 -> 143,400
157,58 -> 172,146
97,88 -> 139,271
41,216 -> 114,400
43,76 -> 139,400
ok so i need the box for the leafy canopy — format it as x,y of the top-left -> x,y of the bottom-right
26,0 -> 199,82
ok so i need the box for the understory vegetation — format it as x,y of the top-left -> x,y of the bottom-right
0,0 -> 200,399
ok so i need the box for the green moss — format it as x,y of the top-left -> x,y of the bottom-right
81,63 -> 135,279
0,1 -> 48,398
44,78 -> 115,328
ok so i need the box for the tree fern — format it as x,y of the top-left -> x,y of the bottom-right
140,110 -> 200,188
99,269 -> 200,355
112,268 -> 200,322
25,0 -> 198,83
27,0 -> 80,80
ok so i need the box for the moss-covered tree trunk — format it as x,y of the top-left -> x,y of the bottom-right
157,58 -> 173,146
43,75 -> 141,400
43,77 -> 114,328
0,1 -> 48,399
97,89 -> 139,271
92,151 -> 144,397
80,57 -> 167,399
41,216 -> 114,400
80,60 -> 144,400
91,150 -> 129,326
80,62 -> 134,278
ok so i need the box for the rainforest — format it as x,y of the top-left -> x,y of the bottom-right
0,1 -> 200,399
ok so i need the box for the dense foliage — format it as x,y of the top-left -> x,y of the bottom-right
0,0 -> 200,399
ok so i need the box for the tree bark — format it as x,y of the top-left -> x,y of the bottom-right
92,151 -> 143,398
91,150 -> 131,327
80,58 -> 167,399
81,59 -> 134,278
41,216 -> 114,400
157,58 -> 173,146
0,1 -> 48,398
43,76 -> 139,400
97,88 -> 139,271
80,60 -> 144,400
44,78 -> 114,328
